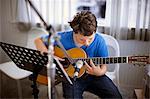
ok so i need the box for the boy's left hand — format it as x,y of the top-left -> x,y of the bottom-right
84,60 -> 104,76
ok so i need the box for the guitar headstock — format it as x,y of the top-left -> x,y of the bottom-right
128,55 -> 150,65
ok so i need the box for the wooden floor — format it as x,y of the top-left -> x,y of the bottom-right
0,72 -> 137,98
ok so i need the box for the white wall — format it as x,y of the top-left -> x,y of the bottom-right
0,0 -> 28,63
119,40 -> 150,89
0,0 -> 29,98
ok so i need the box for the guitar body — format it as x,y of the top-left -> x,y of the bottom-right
37,46 -> 87,85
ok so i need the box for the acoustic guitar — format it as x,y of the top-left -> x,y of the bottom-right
36,46 -> 150,85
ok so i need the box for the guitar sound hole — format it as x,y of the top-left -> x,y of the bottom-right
60,58 -> 70,68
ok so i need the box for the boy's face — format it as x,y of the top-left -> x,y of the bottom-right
74,32 -> 95,46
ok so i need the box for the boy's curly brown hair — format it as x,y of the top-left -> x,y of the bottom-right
69,11 -> 97,36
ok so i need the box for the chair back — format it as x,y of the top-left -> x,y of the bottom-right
99,33 -> 120,86
27,27 -> 48,49
0,27 -> 48,79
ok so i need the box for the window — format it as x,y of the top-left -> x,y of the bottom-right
28,0 -> 149,29
76,0 -> 106,19
76,0 -> 108,27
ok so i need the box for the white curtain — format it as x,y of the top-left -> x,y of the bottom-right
16,0 -> 41,26
15,0 -> 77,31
9,0 -> 37,32
16,0 -> 150,41
108,0 -> 150,41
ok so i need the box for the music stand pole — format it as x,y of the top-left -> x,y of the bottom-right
46,26 -> 56,99
29,66 -> 41,99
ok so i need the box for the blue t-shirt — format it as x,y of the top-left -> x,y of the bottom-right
41,31 -> 108,58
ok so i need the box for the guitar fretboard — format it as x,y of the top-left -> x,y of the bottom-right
74,57 -> 128,65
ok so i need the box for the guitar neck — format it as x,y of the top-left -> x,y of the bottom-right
75,56 -> 128,65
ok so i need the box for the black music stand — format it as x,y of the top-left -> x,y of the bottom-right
0,41 -> 72,98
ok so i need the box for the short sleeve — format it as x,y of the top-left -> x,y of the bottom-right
97,37 -> 108,57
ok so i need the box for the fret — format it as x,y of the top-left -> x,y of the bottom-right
94,58 -> 97,64
96,58 -> 99,65
120,57 -> 126,63
99,58 -> 102,64
109,57 -> 113,64
103,58 -> 106,64
105,58 -> 109,64
118,57 -> 122,63
92,58 -> 96,64
121,57 -> 123,63
86,58 -> 90,64
82,58 -> 84,61
100,58 -> 103,64
82,58 -> 86,61
98,58 -> 101,65
81,58 -> 84,62
85,58 -> 88,62
114,57 -> 118,63
123,57 -> 127,63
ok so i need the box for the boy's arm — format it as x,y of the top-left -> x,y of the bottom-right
34,37 -> 48,53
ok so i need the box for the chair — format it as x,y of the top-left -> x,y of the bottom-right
100,33 -> 120,86
0,27 -> 48,98
83,33 -> 120,98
